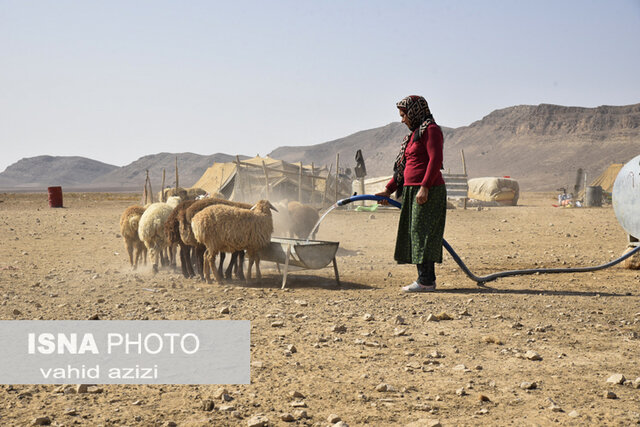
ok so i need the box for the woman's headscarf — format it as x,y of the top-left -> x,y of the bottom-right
392,95 -> 436,197
396,95 -> 434,132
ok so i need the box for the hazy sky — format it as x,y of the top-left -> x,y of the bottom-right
1,0 -> 639,173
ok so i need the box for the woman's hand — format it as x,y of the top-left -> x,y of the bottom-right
416,186 -> 429,205
375,189 -> 392,206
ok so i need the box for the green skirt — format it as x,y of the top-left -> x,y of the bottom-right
394,184 -> 447,264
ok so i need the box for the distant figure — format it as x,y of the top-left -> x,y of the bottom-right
376,95 -> 447,293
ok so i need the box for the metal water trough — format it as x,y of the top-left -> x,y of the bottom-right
259,237 -> 340,289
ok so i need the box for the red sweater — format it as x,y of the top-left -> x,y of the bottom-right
386,123 -> 445,192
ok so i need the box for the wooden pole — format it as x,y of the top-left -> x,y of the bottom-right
262,161 -> 270,200
145,170 -> 154,204
460,149 -> 467,210
142,171 -> 148,205
298,162 -> 303,202
323,164 -> 332,208
175,156 -> 179,189
161,168 -> 166,202
335,153 -> 340,202
460,149 -> 467,175
310,162 -> 316,204
235,155 -> 243,202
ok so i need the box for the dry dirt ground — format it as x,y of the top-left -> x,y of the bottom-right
0,192 -> 639,427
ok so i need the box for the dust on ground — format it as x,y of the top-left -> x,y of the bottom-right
0,192 -> 639,426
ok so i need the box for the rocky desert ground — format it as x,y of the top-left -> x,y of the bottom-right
1,192 -> 639,426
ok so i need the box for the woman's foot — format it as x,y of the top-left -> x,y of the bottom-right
402,281 -> 436,293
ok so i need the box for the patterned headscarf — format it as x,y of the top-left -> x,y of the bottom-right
393,95 -> 436,197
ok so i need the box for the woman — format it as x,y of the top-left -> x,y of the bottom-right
376,95 -> 446,293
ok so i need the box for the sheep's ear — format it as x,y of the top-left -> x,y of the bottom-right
268,201 -> 278,212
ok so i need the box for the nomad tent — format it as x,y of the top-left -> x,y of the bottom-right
577,163 -> 623,200
192,156 -> 352,206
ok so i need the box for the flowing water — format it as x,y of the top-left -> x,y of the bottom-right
306,203 -> 339,242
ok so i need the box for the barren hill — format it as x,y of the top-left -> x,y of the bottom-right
2,103 -> 638,191
446,103 -> 640,189
0,156 -> 117,189
270,103 -> 640,190
90,152 -> 246,190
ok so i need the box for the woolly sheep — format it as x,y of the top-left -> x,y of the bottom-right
138,196 -> 181,272
119,205 -> 147,269
180,197 -> 252,281
191,199 -> 277,284
164,199 -> 198,278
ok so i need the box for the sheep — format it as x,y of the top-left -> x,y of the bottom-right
158,187 -> 188,202
186,187 -> 208,200
181,197 -> 252,281
119,205 -> 147,269
191,199 -> 277,284
164,199 -> 198,278
138,196 -> 182,273
287,201 -> 321,240
158,187 -> 219,202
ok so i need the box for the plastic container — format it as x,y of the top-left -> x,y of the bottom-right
47,186 -> 63,208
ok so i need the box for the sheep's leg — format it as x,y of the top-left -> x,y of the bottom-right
170,245 -> 177,268
236,251 -> 244,280
246,255 -> 254,283
195,245 -> 206,281
179,243 -> 189,278
224,252 -> 235,280
133,245 -> 142,270
218,252 -> 227,280
255,254 -> 262,281
125,239 -> 134,267
151,248 -> 159,274
209,251 -> 224,284
159,249 -> 167,267
183,245 -> 196,278
202,249 -> 211,284
142,248 -> 148,266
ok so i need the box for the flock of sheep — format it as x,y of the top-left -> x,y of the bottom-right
119,188 -> 321,284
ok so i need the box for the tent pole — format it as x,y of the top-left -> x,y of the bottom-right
161,168 -> 166,202
335,153 -> 339,202
461,149 -> 467,210
310,162 -> 315,205
262,161 -> 270,200
323,164 -> 332,208
298,162 -> 303,202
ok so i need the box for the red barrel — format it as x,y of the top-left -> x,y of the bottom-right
47,186 -> 63,208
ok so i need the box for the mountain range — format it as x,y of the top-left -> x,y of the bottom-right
1,103 -> 638,191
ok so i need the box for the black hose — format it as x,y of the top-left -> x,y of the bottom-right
337,194 -> 640,285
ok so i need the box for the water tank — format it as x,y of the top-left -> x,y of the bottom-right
613,155 -> 640,238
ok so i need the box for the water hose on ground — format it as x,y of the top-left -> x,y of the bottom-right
337,194 -> 640,285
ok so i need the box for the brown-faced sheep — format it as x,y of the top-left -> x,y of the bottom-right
119,205 -> 147,269
138,196 -> 181,273
191,199 -> 276,284
181,198 -> 252,281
